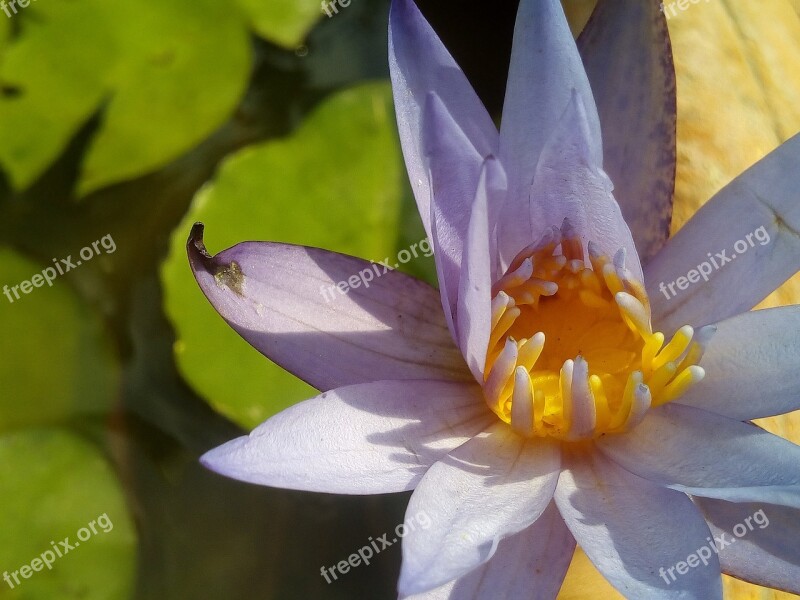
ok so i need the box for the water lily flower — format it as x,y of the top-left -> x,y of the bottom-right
189,0 -> 800,597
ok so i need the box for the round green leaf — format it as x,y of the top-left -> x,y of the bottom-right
0,0 -> 116,191
236,0 -> 323,48
161,82 -> 403,429
0,0 -> 251,195
0,428 -> 136,599
77,0 -> 252,196
0,247 -> 119,431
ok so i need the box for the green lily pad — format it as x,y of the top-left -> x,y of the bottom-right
0,13 -> 9,53
0,0 -> 115,191
161,82 -> 403,429
236,0 -> 324,48
0,247 -> 119,431
0,428 -> 136,599
0,0 -> 250,195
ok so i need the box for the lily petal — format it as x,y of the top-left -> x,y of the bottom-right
498,0 -> 602,267
598,403 -> 800,508
398,423 -> 560,596
554,449 -> 722,600
404,502 -> 574,600
188,224 -> 471,391
694,498 -> 800,595
677,306 -> 800,420
457,158 -> 495,381
389,0 -> 498,241
430,199 -> 459,344
200,379 -> 492,495
578,0 -> 676,261
423,93 -> 485,338
526,92 -> 642,280
646,133 -> 800,334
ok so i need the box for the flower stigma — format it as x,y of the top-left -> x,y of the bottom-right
483,221 -> 714,441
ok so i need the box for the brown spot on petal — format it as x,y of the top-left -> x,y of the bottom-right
187,222 -> 245,296
214,261 -> 245,296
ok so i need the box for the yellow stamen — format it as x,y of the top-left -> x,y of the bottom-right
589,374 -> 611,432
658,365 -> 706,405
487,307 -> 521,358
646,362 -> 678,400
481,222 -> 711,441
485,338 -> 518,409
517,332 -> 545,372
491,291 -> 514,329
641,333 -> 665,377
652,325 -> 694,371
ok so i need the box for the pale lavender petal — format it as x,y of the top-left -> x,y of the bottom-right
482,159 -> 508,282
694,498 -> 800,595
646,133 -> 800,334
404,581 -> 454,600
598,403 -> 800,508
457,158 -> 495,381
578,0 -> 676,262
423,93 -> 484,336
430,200 -> 458,344
526,92 -> 642,280
188,224 -> 471,391
498,0 -> 602,267
389,0 -> 498,240
397,424 -> 560,596
405,502 -> 574,600
554,450 -> 722,600
677,306 -> 800,420
200,379 -> 492,494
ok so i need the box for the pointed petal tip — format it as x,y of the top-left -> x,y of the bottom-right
188,221 -> 206,252
388,0 -> 404,29
199,436 -> 249,481
389,0 -> 431,52
389,0 -> 413,18
187,221 -> 214,272
199,432 -> 287,489
198,447 -> 219,472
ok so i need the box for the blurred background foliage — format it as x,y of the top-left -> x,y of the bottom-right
0,0 -> 799,598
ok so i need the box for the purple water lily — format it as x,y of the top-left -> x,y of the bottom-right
189,0 -> 800,597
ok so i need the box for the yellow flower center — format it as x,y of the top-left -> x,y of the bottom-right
483,224 -> 712,441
